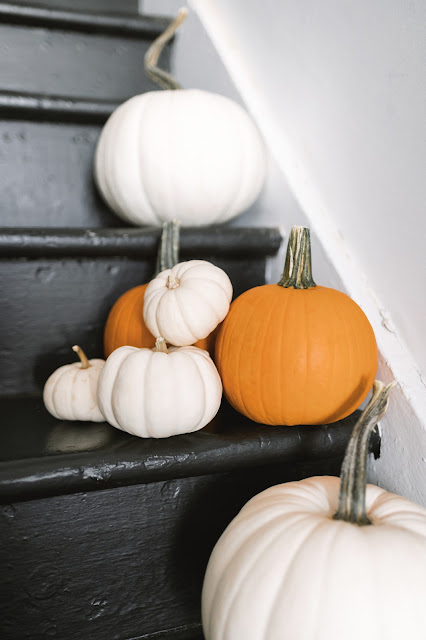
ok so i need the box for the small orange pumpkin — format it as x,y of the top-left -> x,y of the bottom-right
215,226 -> 378,425
104,222 -> 218,357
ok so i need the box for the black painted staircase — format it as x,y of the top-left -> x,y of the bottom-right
0,3 -> 381,640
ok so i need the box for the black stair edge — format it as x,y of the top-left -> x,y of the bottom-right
134,623 -> 203,640
0,90 -> 119,124
0,226 -> 283,258
0,3 -> 170,38
0,396 -> 380,504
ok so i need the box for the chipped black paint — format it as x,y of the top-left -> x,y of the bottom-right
1,456 -> 358,640
0,227 -> 283,257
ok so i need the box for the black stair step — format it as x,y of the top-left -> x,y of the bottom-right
0,226 -> 282,395
0,5 -> 171,101
5,1 -> 139,16
0,226 -> 282,257
0,117 -> 118,227
0,90 -> 119,124
0,396 -> 380,503
0,3 -> 169,38
0,395 -> 380,640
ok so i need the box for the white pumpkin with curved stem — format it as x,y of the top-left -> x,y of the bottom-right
97,339 -> 222,438
143,260 -> 233,346
93,9 -> 266,227
202,382 -> 426,640
43,346 -> 105,422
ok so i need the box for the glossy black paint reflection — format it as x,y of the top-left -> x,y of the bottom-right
0,395 -> 380,503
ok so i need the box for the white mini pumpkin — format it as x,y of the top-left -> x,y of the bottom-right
202,382 -> 426,640
93,9 -> 266,227
143,260 -> 233,346
43,346 -> 105,422
97,338 -> 222,438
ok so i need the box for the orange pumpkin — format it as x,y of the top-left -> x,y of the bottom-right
104,222 -> 218,357
104,283 -> 218,357
215,226 -> 378,425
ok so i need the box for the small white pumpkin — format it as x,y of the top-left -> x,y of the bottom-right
202,382 -> 426,640
43,346 -> 105,422
97,338 -> 222,438
143,260 -> 232,346
93,9 -> 266,227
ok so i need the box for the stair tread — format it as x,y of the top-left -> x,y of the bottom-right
0,395 -> 380,503
0,89 -> 120,123
0,226 -> 283,257
0,3 -> 170,38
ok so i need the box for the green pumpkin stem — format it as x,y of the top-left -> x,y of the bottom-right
72,345 -> 90,369
333,380 -> 395,526
278,226 -> 316,289
144,8 -> 187,91
155,220 -> 180,275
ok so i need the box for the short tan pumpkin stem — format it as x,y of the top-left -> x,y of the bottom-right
278,226 -> 316,289
144,8 -> 188,91
72,345 -> 90,369
334,380 -> 395,526
155,337 -> 169,353
155,220 -> 180,275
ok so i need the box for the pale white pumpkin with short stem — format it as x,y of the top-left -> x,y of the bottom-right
43,346 -> 105,422
143,260 -> 232,347
93,9 -> 266,227
97,338 -> 222,438
202,381 -> 426,640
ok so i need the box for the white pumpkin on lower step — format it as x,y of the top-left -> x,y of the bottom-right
202,381 -> 426,640
43,345 -> 105,422
97,339 -> 222,438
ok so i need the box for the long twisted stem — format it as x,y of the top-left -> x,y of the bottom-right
334,380 -> 395,525
144,8 -> 188,90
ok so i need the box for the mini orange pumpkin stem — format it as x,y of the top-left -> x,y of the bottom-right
72,345 -> 90,369
334,380 -> 395,526
278,226 -> 316,289
155,220 -> 180,275
144,8 -> 188,91
155,337 -> 169,353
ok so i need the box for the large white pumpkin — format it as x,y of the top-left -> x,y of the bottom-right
94,90 -> 266,227
143,259 -> 233,346
93,9 -> 266,227
43,346 -> 105,422
202,382 -> 426,640
97,339 -> 222,438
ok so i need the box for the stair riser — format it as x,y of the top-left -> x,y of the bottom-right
0,457 -> 344,640
0,255 -> 267,395
0,25 -> 170,101
0,121 -> 117,227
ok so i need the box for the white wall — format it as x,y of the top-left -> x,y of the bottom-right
201,0 -> 426,376
143,0 -> 426,504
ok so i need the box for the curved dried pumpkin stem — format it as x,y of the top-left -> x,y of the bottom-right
144,8 -> 188,90
155,220 -> 180,275
334,380 -> 395,526
278,226 -> 316,289
72,345 -> 90,369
